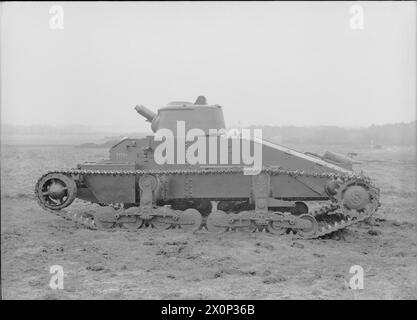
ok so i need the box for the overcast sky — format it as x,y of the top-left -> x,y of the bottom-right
1,1 -> 416,131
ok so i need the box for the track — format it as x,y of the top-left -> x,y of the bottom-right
34,167 -> 380,239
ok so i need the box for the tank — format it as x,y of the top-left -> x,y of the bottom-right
35,96 -> 380,238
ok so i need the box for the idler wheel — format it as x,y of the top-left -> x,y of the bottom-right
343,185 -> 370,210
177,208 -> 202,232
206,210 -> 229,233
296,214 -> 318,238
36,173 -> 77,210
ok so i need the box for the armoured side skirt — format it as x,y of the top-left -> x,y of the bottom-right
77,172 -> 329,204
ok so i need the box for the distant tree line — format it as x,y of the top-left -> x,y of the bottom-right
3,121 -> 415,146
248,121 -> 416,146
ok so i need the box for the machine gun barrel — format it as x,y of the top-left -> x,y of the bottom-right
134,105 -> 157,122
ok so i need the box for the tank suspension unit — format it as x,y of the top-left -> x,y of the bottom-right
35,167 -> 380,239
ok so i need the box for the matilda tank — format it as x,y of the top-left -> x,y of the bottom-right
35,96 -> 380,238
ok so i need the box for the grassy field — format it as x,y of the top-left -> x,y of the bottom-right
1,144 -> 416,299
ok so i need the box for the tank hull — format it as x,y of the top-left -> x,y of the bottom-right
75,136 -> 348,205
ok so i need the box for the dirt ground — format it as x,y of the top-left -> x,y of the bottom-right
1,144 -> 417,299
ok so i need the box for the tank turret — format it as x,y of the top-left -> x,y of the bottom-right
135,96 -> 226,135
